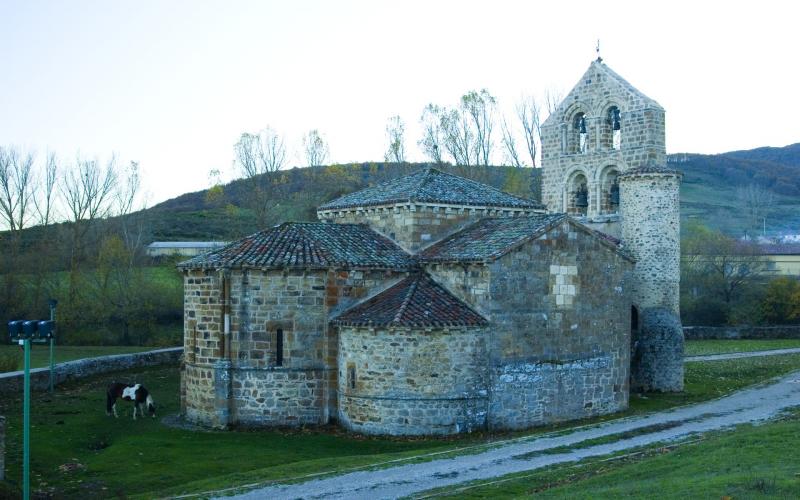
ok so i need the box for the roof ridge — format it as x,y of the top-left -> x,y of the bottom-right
392,275 -> 419,324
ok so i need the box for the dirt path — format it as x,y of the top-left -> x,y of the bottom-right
685,347 -> 800,362
223,370 -> 800,500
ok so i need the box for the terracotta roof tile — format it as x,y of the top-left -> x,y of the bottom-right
318,168 -> 543,211
332,274 -> 487,328
178,222 -> 414,270
419,214 -> 567,263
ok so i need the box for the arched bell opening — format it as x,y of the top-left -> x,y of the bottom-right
566,171 -> 589,216
598,166 -> 620,215
565,110 -> 589,155
600,105 -> 622,151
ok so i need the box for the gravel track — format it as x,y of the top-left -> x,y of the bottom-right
224,369 -> 800,500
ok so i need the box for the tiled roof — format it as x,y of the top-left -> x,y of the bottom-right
332,274 -> 487,328
178,222 -> 414,270
317,168 -> 543,211
419,214 -> 567,263
759,243 -> 800,256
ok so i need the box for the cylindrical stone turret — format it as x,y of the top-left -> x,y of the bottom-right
619,165 -> 684,392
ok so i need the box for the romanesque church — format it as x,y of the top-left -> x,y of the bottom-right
179,59 -> 684,435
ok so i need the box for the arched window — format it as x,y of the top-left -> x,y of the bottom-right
607,106 -> 622,150
567,171 -> 589,216
574,113 -> 588,154
599,166 -> 620,215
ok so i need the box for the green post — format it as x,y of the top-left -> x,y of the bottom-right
49,337 -> 54,393
48,301 -> 56,393
22,337 -> 31,500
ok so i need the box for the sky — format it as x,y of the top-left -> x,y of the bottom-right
1,0 -> 798,206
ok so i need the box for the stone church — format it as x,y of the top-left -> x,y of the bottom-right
178,59 -> 684,435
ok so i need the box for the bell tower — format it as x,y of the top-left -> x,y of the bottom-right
541,59 -> 683,392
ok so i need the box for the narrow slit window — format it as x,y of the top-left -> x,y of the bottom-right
347,363 -> 356,390
276,328 -> 284,367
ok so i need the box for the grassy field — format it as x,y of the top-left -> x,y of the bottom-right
429,409 -> 800,499
0,345 -> 161,371
2,354 -> 800,498
685,338 -> 800,356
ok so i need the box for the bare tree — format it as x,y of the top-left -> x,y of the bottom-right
419,104 -> 444,164
234,127 -> 287,227
516,95 -> 542,167
61,154 -> 118,303
500,117 -> 523,168
544,88 -> 564,115
0,147 -> 35,313
0,147 -> 34,232
737,184 -> 774,236
303,129 -> 329,167
462,89 -> 496,166
32,152 -> 58,227
384,115 -> 406,163
440,106 -> 475,167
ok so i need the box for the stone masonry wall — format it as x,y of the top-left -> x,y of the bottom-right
540,62 -> 666,218
620,172 -> 683,392
619,173 -> 681,314
486,221 -> 632,428
0,347 -> 182,396
319,204 -> 538,253
684,325 -> 800,340
428,219 -> 632,429
182,267 -> 405,427
338,325 -> 488,435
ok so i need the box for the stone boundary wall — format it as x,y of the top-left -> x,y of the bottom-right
0,415 -> 4,481
0,347 -> 182,396
684,326 -> 800,340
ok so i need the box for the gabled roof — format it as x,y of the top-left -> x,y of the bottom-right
419,214 -> 634,263
178,222 -> 414,270
317,168 -> 543,211
419,214 -> 567,263
332,274 -> 487,328
543,59 -> 663,128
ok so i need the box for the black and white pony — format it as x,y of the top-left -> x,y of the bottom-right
106,382 -> 156,419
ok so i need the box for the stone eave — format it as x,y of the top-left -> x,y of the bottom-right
177,263 -> 417,273
331,319 -> 487,328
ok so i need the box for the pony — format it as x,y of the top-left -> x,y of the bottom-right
106,382 -> 156,419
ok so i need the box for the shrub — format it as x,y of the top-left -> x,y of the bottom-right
0,349 -> 21,372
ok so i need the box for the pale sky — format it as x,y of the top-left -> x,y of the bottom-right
1,0 -> 798,206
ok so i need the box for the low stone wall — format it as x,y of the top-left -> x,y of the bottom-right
0,415 -> 4,481
0,347 -> 182,396
684,326 -> 800,340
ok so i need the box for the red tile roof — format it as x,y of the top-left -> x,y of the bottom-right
332,274 -> 487,328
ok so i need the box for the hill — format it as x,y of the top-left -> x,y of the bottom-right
671,142 -> 800,237
141,143 -> 800,242
145,163 -> 540,241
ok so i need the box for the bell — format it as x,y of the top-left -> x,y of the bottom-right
575,189 -> 589,208
609,183 -> 620,205
578,118 -> 587,134
612,109 -> 621,131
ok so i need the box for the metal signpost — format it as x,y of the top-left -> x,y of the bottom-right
8,317 -> 56,500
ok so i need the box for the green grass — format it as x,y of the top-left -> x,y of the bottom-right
0,345 -> 164,371
427,410 -> 800,499
685,338 -> 800,356
3,354 -> 800,498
